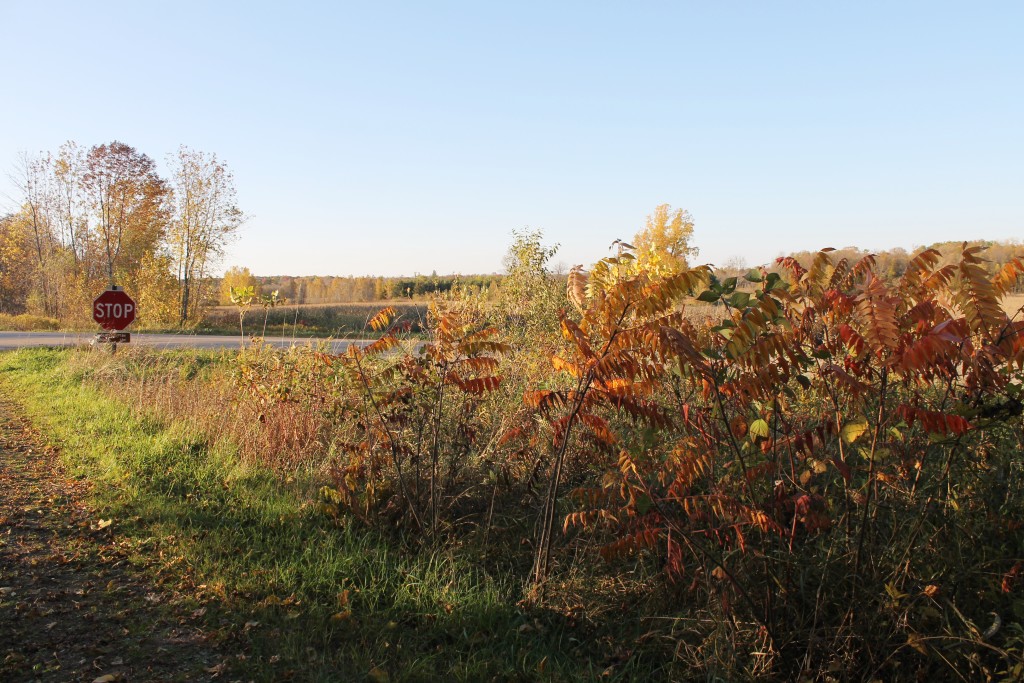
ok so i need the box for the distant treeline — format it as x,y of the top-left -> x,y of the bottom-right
219,269 -> 506,305
221,239 -> 1024,307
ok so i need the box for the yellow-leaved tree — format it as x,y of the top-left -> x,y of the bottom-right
633,204 -> 698,276
220,266 -> 257,305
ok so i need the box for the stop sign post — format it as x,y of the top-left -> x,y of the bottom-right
93,287 -> 136,333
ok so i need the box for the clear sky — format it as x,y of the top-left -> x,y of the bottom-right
1,1 -> 1021,276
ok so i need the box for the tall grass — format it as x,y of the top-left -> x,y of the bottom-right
0,348 -> 690,681
198,301 -> 429,338
0,312 -> 61,331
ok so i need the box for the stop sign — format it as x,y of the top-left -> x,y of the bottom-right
93,289 -> 137,331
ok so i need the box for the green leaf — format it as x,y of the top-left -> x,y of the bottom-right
841,419 -> 870,445
696,290 -> 720,303
635,493 -> 652,516
795,374 -> 811,390
722,277 -> 738,294
744,268 -> 763,283
749,419 -> 770,440
727,291 -> 751,308
765,273 -> 788,292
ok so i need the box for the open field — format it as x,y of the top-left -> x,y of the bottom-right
197,301 -> 430,338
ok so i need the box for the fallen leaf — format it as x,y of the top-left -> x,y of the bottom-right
368,665 -> 390,683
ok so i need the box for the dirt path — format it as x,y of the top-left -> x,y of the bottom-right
0,398 -> 234,682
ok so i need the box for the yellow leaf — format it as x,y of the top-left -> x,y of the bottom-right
885,582 -> 908,601
907,632 -> 927,655
368,666 -> 390,683
841,419 -> 869,445
749,419 -> 770,440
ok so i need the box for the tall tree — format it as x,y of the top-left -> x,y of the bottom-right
0,213 -> 34,313
9,151 -> 60,316
167,146 -> 243,324
220,265 -> 257,305
82,141 -> 169,286
633,204 -> 698,276
51,141 -> 88,268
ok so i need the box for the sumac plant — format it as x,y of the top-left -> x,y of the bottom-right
321,304 -> 509,537
520,245 -> 1024,677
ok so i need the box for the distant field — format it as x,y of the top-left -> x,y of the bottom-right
1005,294 -> 1024,315
198,300 -> 429,337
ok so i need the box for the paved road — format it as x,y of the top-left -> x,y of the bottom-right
0,331 -> 381,353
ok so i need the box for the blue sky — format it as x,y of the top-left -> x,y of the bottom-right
1,1 -> 1021,276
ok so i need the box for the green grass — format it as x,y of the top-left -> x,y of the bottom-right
0,348 -> 660,682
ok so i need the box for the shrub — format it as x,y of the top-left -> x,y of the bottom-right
0,312 -> 61,330
519,245 -> 1024,677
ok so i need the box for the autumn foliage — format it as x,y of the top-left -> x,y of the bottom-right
230,241 -> 1024,679
508,244 -> 1023,677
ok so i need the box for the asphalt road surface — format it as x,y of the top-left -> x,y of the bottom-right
0,331 -> 380,353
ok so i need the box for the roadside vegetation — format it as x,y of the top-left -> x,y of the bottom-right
1,140 -> 241,330
2,213 -> 1023,680
0,313 -> 61,331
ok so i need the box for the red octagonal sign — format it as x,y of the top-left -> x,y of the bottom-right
93,289 -> 137,331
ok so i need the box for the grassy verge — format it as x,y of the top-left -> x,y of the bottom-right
0,348 -> 669,682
